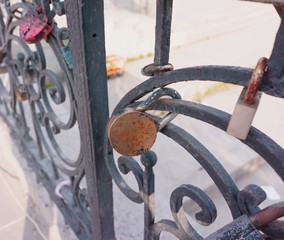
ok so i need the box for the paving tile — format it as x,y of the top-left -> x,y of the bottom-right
0,174 -> 24,228
0,216 -> 44,240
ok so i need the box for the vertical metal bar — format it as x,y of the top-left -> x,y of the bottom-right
141,152 -> 157,240
154,0 -> 173,66
65,1 -> 115,239
268,16 -> 284,79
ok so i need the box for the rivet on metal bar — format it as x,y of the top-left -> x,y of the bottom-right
227,57 -> 268,140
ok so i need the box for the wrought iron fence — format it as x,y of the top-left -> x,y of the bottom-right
0,0 -> 283,239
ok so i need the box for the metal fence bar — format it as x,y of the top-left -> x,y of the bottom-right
65,0 -> 115,239
154,0 -> 173,67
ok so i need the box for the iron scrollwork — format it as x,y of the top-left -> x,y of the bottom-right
105,1 -> 284,239
106,68 -> 284,239
0,0 -> 92,238
0,0 -> 283,239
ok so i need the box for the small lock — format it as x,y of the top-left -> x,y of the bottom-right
16,85 -> 28,102
227,57 -> 267,140
207,201 -> 284,239
206,215 -> 263,239
60,44 -> 73,69
19,9 -> 53,44
227,88 -> 262,140
108,88 -> 181,156
58,29 -> 73,69
23,65 -> 39,84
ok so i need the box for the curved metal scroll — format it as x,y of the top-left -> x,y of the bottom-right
0,1 -> 90,238
106,65 -> 284,239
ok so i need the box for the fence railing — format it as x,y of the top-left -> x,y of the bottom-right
0,0 -> 283,239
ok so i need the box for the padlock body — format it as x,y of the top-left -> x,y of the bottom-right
227,88 -> 262,140
16,85 -> 28,102
108,111 -> 157,156
24,67 -> 38,84
61,45 -> 73,69
206,215 -> 263,239
20,12 -> 52,44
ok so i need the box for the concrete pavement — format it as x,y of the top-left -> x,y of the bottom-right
0,1 -> 283,239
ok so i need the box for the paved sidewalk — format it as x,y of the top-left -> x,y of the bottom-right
0,120 -> 76,240
0,1 -> 283,240
0,120 -> 43,240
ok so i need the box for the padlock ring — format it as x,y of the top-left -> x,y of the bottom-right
108,111 -> 157,156
244,57 -> 268,105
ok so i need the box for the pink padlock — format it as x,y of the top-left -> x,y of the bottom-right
20,10 -> 53,44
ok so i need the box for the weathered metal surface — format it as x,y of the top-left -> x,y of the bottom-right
108,111 -> 157,156
244,57 -> 267,104
0,0 -> 113,239
251,201 -> 284,229
108,87 -> 181,156
141,0 -> 173,76
65,0 -> 115,239
206,215 -> 264,240
0,0 -> 283,240
20,10 -> 53,44
227,57 -> 267,139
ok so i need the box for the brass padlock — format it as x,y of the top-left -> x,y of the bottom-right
227,57 -> 267,140
108,88 -> 181,156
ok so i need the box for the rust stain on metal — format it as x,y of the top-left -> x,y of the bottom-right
251,201 -> 284,229
244,57 -> 268,104
108,111 -> 157,156
16,86 -> 28,102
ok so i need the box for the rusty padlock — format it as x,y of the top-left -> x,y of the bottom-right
207,201 -> 284,239
19,8 -> 53,44
16,84 -> 28,102
108,88 -> 181,156
227,57 -> 267,140
206,215 -> 264,239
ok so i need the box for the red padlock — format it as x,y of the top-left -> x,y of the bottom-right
20,10 -> 53,44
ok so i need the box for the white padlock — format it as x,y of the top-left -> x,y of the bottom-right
227,57 -> 267,140
227,88 -> 262,140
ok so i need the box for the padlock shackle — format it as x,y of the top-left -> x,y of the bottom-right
244,57 -> 267,105
158,112 -> 178,131
135,87 -> 181,112
136,87 -> 181,131
250,201 -> 284,229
